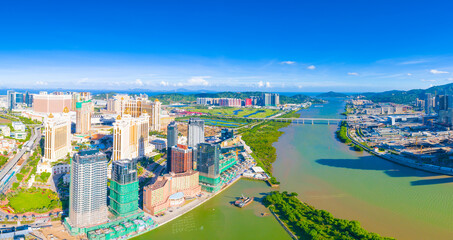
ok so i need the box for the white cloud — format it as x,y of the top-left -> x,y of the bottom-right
266,82 -> 271,88
407,73 -> 412,76
135,79 -> 144,86
35,81 -> 48,86
430,69 -> 449,74
447,78 -> 453,81
160,81 -> 169,86
177,76 -> 210,87
257,81 -> 265,87
77,78 -> 90,85
399,59 -> 429,65
421,79 -> 436,82
280,61 -> 296,65
307,65 -> 316,70
348,72 -> 359,76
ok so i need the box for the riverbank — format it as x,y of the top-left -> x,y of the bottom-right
345,122 -> 453,176
239,110 -> 302,184
264,191 -> 395,240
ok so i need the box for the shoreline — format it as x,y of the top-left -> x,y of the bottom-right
345,125 -> 453,176
132,174 -> 246,239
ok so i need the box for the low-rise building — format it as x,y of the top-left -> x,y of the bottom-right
143,170 -> 201,215
10,131 -> 27,140
12,122 -> 26,131
0,138 -> 16,153
0,125 -> 10,137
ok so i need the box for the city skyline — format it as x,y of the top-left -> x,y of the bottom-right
1,1 -> 453,92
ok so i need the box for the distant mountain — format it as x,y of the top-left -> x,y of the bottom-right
317,91 -> 348,98
362,83 -> 453,104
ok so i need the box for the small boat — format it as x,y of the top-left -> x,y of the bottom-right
234,194 -> 254,208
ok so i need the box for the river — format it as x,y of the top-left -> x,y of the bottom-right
136,98 -> 453,240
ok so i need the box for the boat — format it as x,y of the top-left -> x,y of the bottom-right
234,194 -> 254,208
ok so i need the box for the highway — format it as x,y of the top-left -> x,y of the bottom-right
0,125 -> 42,193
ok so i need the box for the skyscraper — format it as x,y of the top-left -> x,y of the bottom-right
71,92 -> 91,111
188,118 -> 204,148
261,93 -> 279,106
76,100 -> 93,135
170,144 -> 194,174
6,90 -> 15,110
149,99 -> 161,131
166,121 -> 178,172
110,159 -> 139,217
68,150 -> 108,228
112,112 -> 150,161
109,95 -> 162,131
6,90 -> 32,110
197,142 -> 221,192
44,108 -> 71,162
425,93 -> 434,115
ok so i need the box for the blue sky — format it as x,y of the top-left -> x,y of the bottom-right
1,0 -> 453,92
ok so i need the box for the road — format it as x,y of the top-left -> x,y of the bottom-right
0,125 -> 42,193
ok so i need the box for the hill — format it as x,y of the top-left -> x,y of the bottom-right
362,83 -> 453,104
317,91 -> 348,98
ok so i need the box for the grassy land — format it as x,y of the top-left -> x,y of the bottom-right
183,106 -> 282,118
8,188 -> 61,213
176,115 -> 258,128
264,191 -> 395,240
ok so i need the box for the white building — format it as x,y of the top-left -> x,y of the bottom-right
44,109 -> 71,162
112,113 -> 152,161
0,125 -> 11,137
12,122 -> 26,131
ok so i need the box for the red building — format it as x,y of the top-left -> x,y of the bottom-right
245,98 -> 252,106
170,144 -> 193,173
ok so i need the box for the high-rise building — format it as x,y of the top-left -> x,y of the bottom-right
110,159 -> 139,217
220,128 -> 234,141
148,99 -> 161,131
188,118 -> 204,148
109,95 -> 162,131
68,150 -> 108,228
33,92 -> 72,114
71,92 -> 91,111
6,90 -> 15,110
44,108 -> 71,162
261,93 -> 279,106
166,121 -> 178,172
170,144 -> 193,174
76,100 -> 93,135
24,91 -> 33,107
197,142 -> 221,192
425,93 -> 434,115
112,112 -> 150,161
6,90 -> 32,110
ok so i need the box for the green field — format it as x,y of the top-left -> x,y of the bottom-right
184,106 -> 281,118
8,189 -> 60,213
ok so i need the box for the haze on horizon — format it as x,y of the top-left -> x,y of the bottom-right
1,0 -> 453,92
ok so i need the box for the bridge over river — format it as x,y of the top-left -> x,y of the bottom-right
246,117 -> 345,125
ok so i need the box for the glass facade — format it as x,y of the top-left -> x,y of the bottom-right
110,159 -> 139,217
